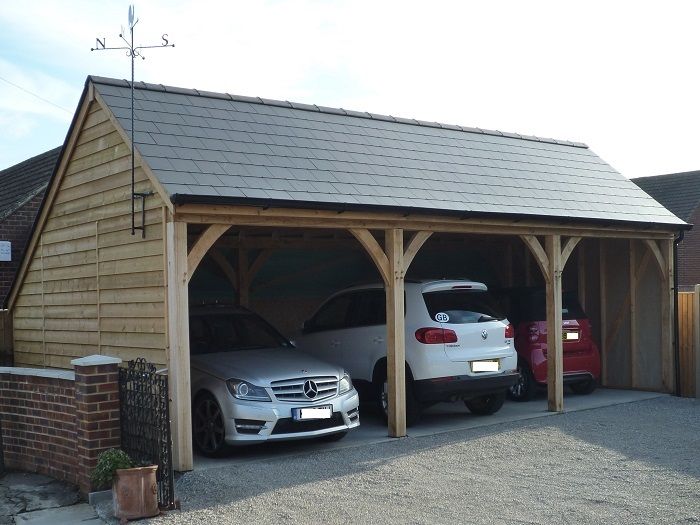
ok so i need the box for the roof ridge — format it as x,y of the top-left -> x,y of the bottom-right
632,170 -> 700,181
88,75 -> 589,149
0,181 -> 49,221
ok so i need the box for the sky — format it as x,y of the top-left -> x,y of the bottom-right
1,0 -> 699,179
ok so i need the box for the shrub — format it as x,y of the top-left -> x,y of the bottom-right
91,449 -> 134,489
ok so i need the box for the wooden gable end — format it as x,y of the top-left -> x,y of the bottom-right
12,99 -> 168,369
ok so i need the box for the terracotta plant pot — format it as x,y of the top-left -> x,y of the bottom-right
112,465 -> 159,522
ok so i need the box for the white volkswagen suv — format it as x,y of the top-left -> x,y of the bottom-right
295,280 -> 518,425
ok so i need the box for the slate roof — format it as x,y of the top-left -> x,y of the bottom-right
632,171 -> 700,223
90,76 -> 685,228
0,147 -> 61,221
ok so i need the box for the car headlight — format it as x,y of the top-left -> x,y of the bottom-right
226,379 -> 271,402
338,374 -> 353,395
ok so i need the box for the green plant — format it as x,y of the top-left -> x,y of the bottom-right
91,449 -> 134,489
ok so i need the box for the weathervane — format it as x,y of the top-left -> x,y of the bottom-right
91,5 -> 174,238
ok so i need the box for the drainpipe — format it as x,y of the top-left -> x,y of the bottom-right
673,230 -> 684,396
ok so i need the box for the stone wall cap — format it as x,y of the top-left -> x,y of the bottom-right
71,355 -> 123,367
0,367 -> 75,381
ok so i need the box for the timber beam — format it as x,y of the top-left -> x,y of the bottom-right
175,204 -> 675,240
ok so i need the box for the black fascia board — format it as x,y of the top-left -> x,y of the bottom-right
170,193 -> 693,233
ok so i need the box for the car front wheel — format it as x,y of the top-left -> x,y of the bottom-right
465,392 -> 506,415
508,364 -> 536,402
193,394 -> 227,457
378,374 -> 421,427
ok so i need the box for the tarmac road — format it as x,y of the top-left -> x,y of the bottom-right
151,396 -> 699,525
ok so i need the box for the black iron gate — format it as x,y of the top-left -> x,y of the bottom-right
0,414 -> 5,475
119,358 -> 175,509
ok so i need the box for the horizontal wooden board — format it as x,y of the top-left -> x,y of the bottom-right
73,119 -> 116,148
24,270 -> 42,284
12,340 -> 43,353
41,222 -> 97,246
99,255 -> 163,275
100,331 -> 165,350
13,306 -> 43,319
98,225 -> 163,249
42,290 -> 98,306
41,249 -> 96,270
44,304 -> 98,319
13,350 -> 45,367
41,235 -> 96,257
52,179 -> 155,217
45,318 -> 99,332
100,301 -> 164,318
45,341 -> 96,356
42,277 -> 97,294
101,317 -> 165,333
44,191 -> 162,232
13,317 -> 43,330
82,107 -> 110,129
41,263 -> 96,282
99,346 -> 167,367
13,329 -> 43,342
15,294 -> 43,307
44,330 -> 98,345
64,143 -> 130,177
99,270 -> 164,290
71,130 -> 124,162
97,208 -> 163,235
45,355 -> 82,370
18,282 -> 43,296
99,287 -> 164,304
55,167 -> 140,205
99,239 -> 164,263
61,155 -> 133,190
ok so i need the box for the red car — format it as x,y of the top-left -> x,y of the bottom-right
494,288 -> 601,401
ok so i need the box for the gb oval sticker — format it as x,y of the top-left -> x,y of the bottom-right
435,312 -> 449,323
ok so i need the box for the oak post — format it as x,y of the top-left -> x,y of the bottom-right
166,220 -> 193,471
545,235 -> 564,412
661,239 -> 675,392
385,228 -> 406,437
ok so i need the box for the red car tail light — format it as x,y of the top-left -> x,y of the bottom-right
504,323 -> 514,339
415,327 -> 458,344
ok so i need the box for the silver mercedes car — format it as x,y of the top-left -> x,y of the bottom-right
189,305 -> 360,456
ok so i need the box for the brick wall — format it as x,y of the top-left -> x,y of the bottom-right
0,191 -> 44,307
0,356 -> 121,494
678,206 -> 700,291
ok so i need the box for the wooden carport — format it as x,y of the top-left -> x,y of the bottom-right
7,76 -> 688,473
172,204 -> 680,469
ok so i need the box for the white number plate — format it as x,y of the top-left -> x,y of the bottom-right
292,405 -> 332,420
565,332 -> 579,341
471,360 -> 499,372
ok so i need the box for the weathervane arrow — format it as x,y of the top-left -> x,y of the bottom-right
91,4 -> 174,238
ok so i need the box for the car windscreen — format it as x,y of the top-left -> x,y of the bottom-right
422,290 -> 505,324
510,291 -> 587,322
190,313 -> 291,354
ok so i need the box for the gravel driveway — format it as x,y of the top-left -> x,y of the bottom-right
153,396 -> 699,525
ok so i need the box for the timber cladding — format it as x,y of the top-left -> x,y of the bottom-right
12,100 -> 168,369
